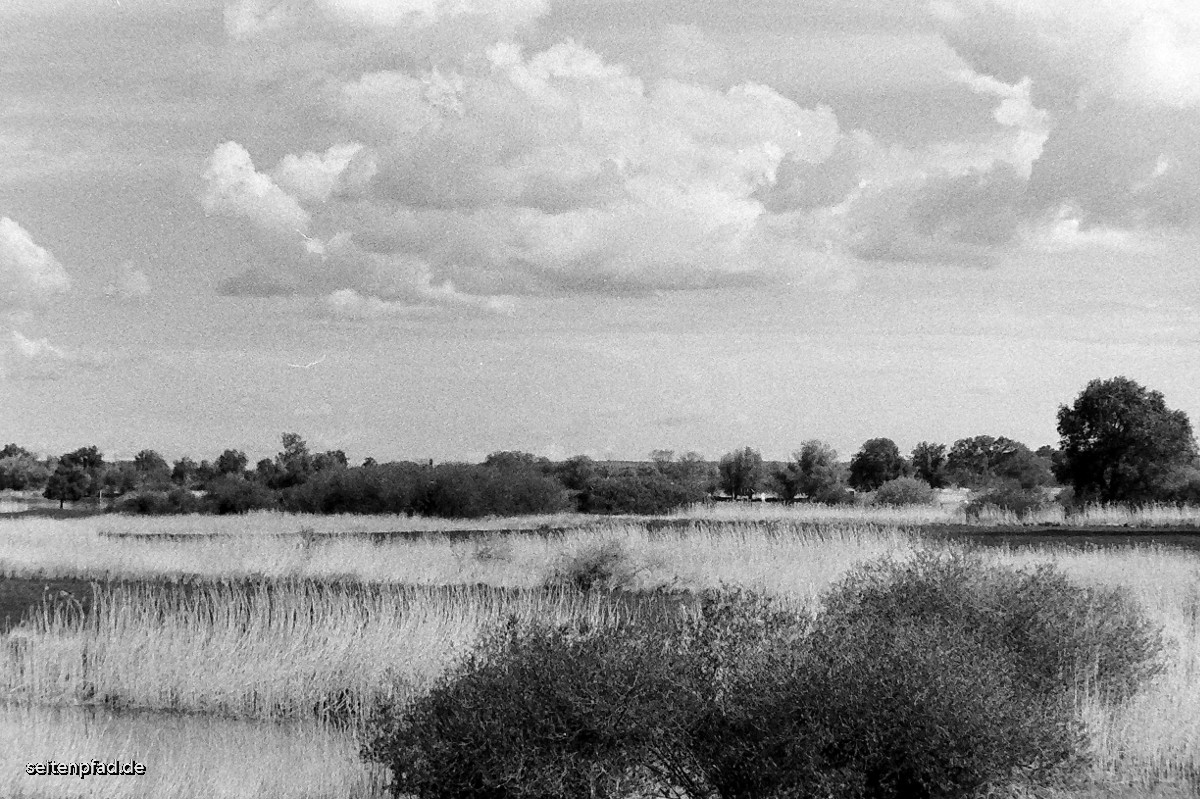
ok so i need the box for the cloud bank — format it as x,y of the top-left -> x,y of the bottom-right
201,0 -> 1200,310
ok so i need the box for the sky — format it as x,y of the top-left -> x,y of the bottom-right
1,0 -> 1199,464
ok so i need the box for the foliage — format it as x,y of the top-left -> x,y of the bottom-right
203,476 -> 279,514
547,540 -> 639,592
872,477 -> 935,507
0,451 -> 51,491
43,446 -> 105,507
115,487 -> 201,515
821,551 -> 1165,703
215,449 -> 249,476
966,481 -> 1053,519
362,618 -> 691,799
849,438 -> 904,491
774,440 -> 850,503
364,555 -> 1164,799
718,447 -> 765,499
1057,376 -> 1198,503
578,471 -> 706,514
909,442 -> 947,488
946,435 -> 1054,489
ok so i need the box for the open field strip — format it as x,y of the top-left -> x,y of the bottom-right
0,705 -> 384,799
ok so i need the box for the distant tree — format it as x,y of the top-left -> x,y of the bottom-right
273,433 -> 313,488
1057,376 -> 1198,503
254,458 -> 278,484
557,455 -> 596,492
313,449 -> 349,472
44,446 -> 104,508
484,451 -> 550,474
195,459 -> 218,486
215,449 -> 249,477
718,447 -> 765,500
0,446 -> 51,491
910,441 -> 949,488
362,456 -> 378,468
849,438 -> 905,491
171,456 -> 198,487
102,461 -> 139,497
774,440 -> 848,503
133,449 -> 171,484
947,436 -> 1053,489
0,444 -> 34,460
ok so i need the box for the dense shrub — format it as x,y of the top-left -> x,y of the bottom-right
547,540 -> 639,592
363,555 -> 1165,799
578,472 -> 707,514
202,476 -> 279,514
820,552 -> 1165,703
114,487 -> 200,515
871,477 -> 935,506
965,481 -> 1053,519
362,618 -> 694,799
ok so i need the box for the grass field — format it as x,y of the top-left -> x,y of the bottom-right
2,509 -> 1199,797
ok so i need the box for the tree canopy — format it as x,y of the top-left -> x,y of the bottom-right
718,447 -> 765,500
849,438 -> 904,491
1057,377 -> 1197,503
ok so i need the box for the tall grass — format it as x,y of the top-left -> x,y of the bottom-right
3,513 -> 1200,791
0,704 -> 382,799
2,583 -> 641,721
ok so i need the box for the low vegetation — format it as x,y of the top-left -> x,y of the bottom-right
363,554 -> 1166,799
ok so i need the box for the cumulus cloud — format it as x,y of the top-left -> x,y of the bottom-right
933,0 -> 1200,231
201,142 -> 312,236
103,262 -> 152,301
0,331 -> 69,380
0,217 -> 71,312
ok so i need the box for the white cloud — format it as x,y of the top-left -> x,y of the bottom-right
934,0 -> 1200,230
271,143 -> 369,204
201,142 -> 312,236
0,330 -> 71,381
103,262 -> 152,301
0,217 -> 72,312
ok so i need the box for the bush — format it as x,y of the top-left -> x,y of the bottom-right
362,618 -> 694,799
965,481 -> 1052,519
872,477 -> 935,506
820,551 -> 1165,703
578,472 -> 707,514
547,540 -> 639,592
202,476 -> 279,514
114,487 -> 200,515
363,556 -> 1164,799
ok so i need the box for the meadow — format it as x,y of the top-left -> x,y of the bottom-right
1,505 -> 1199,797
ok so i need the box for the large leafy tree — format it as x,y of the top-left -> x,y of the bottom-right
44,446 -> 105,508
910,441 -> 948,488
849,438 -> 904,491
1057,377 -> 1197,503
775,440 -> 848,503
718,447 -> 765,500
946,435 -> 1053,489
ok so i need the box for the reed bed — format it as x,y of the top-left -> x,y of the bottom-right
3,514 -> 1200,792
0,517 -> 917,594
1,582 -> 643,721
0,704 -> 382,799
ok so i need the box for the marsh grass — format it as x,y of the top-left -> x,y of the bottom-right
0,704 -> 382,799
1,582 -> 646,721
2,512 -> 1200,793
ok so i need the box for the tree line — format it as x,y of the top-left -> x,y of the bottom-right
3,376 -> 1197,517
